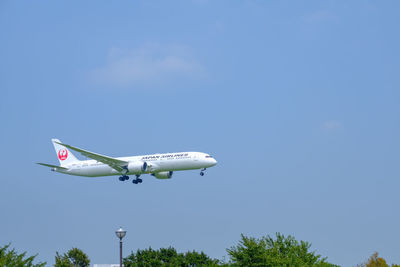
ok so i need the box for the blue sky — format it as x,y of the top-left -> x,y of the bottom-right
1,1 -> 399,266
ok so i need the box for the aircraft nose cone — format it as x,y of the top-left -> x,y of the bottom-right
212,158 -> 217,166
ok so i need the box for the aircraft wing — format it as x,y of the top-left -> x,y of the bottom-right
55,141 -> 128,173
37,163 -> 68,170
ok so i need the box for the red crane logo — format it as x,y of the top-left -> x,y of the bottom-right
58,149 -> 68,161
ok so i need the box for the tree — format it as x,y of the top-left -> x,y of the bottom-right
365,252 -> 388,267
0,244 -> 46,267
123,246 -> 221,266
54,248 -> 90,267
357,252 -> 400,267
227,233 -> 338,267
182,250 -> 221,266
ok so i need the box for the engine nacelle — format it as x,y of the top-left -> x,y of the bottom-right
127,161 -> 147,174
152,171 -> 173,179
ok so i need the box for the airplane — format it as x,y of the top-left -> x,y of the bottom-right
37,139 -> 217,184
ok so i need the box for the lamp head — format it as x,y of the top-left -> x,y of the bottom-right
115,227 -> 126,240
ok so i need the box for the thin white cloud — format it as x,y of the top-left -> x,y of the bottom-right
89,43 -> 204,88
322,120 -> 343,130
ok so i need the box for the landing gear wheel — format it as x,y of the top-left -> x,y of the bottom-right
200,172 -> 204,176
137,178 -> 143,183
132,180 -> 138,184
120,175 -> 129,181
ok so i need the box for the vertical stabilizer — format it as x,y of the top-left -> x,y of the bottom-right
52,138 -> 79,166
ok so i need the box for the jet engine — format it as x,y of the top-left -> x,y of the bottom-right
127,161 -> 147,174
152,171 -> 173,179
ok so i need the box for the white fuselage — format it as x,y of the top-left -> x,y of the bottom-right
54,152 -> 217,177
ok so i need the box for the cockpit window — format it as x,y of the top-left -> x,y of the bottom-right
205,155 -> 213,158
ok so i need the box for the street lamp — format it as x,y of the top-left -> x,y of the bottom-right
115,227 -> 126,267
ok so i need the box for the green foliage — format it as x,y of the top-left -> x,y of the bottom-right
54,248 -> 90,267
123,234 -> 339,266
226,233 -> 338,267
0,244 -> 46,267
123,246 -> 221,267
55,252 -> 73,267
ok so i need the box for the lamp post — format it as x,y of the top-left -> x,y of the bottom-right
115,227 -> 126,267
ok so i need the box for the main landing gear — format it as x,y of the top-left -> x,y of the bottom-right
132,175 -> 142,184
200,168 -> 206,176
119,175 -> 129,181
119,175 -> 142,184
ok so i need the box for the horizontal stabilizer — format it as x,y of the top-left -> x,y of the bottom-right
36,163 -> 68,170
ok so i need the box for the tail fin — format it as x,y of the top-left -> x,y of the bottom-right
52,138 -> 79,166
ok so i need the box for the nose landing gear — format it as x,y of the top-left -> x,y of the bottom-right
200,168 -> 206,176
